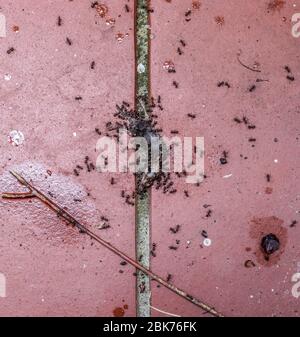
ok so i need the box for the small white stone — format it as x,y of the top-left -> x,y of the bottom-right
4,74 -> 11,81
137,63 -> 145,73
203,238 -> 212,247
8,130 -> 25,146
274,159 -> 278,163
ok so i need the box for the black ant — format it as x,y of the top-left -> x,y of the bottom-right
75,96 -> 82,100
184,190 -> 189,197
287,75 -> 295,81
150,243 -> 157,257
90,61 -> 95,69
166,274 -> 172,282
248,125 -> 256,129
187,113 -> 196,119
242,116 -> 249,124
249,85 -> 256,92
91,1 -> 98,8
57,16 -> 62,26
185,10 -> 192,16
206,209 -> 212,218
95,128 -> 101,135
172,81 -> 179,88
76,165 -> 83,170
290,220 -> 298,228
7,47 -> 15,54
169,245 -> 178,250
73,169 -> 79,176
110,177 -> 115,185
180,39 -> 186,47
177,47 -> 183,55
284,65 -> 291,73
170,130 -> 179,134
248,138 -> 256,142
66,37 -> 72,45
170,225 -> 180,234
233,117 -> 242,124
125,4 -> 130,12
266,174 -> 271,182
201,230 -> 208,238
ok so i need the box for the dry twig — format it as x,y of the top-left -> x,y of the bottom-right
2,171 -> 223,317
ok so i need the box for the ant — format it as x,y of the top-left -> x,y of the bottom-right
249,85 -> 256,92
66,37 -> 72,45
187,113 -> 196,119
172,81 -> 179,88
201,230 -> 208,238
206,209 -> 212,218
170,225 -> 180,234
110,177 -> 115,185
287,75 -> 295,81
185,10 -> 192,17
266,174 -> 271,182
95,128 -> 101,135
169,245 -> 178,250
242,116 -> 249,124
125,4 -> 130,12
184,190 -> 189,197
166,274 -> 172,282
233,117 -> 242,124
91,1 -> 99,8
90,61 -> 95,69
180,39 -> 186,47
75,96 -> 82,100
177,47 -> 183,55
57,16 -> 62,26
7,47 -> 15,54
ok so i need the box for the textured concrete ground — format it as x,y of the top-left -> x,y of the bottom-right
0,0 -> 299,317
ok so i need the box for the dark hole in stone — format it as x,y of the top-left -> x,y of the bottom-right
261,233 -> 280,255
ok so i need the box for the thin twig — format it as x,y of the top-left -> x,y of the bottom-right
2,171 -> 224,317
237,54 -> 261,73
150,305 -> 181,317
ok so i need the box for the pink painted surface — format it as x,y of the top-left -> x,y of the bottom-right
150,0 -> 300,317
0,1 -> 136,316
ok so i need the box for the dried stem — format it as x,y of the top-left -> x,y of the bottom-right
237,54 -> 261,73
2,171 -> 224,317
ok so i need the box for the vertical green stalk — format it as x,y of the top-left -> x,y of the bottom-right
135,0 -> 151,317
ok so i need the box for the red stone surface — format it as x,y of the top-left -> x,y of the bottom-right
150,0 -> 300,317
0,1 -> 136,316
